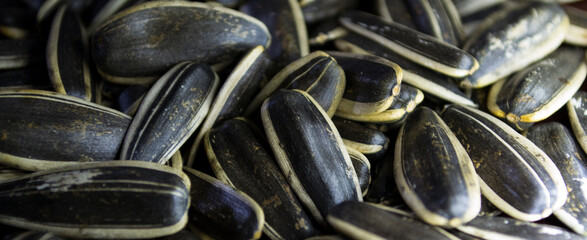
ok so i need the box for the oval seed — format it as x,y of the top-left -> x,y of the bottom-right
339,11 -> 479,78
204,118 -> 318,240
487,45 -> 587,131
246,51 -> 345,117
462,1 -> 569,88
0,89 -> 131,171
441,105 -> 566,221
183,167 -> 264,240
0,161 -> 190,239
261,89 -> 362,225
91,1 -> 270,84
327,51 -> 402,116
395,107 -> 480,227
46,5 -> 95,102
527,122 -> 587,236
120,62 -> 219,164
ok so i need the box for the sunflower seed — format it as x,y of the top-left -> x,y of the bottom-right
441,104 -> 567,221
0,161 -> 190,239
183,167 -> 264,240
0,89 -> 131,171
204,117 -> 318,240
261,89 -> 362,224
487,44 -> 587,131
120,62 -> 218,164
462,1 -> 569,88
339,11 -> 479,78
396,106 -> 480,227
91,1 -> 270,84
527,122 -> 587,236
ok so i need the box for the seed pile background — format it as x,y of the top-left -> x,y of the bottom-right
0,0 -> 587,239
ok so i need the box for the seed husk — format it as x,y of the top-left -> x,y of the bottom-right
462,1 -> 569,88
204,117 -> 319,240
395,106 -> 480,227
246,51 -> 345,117
568,90 -> 587,155
441,104 -> 567,221
456,215 -> 585,240
334,32 -> 476,107
327,51 -> 402,116
186,46 -> 271,167
334,84 -> 423,125
452,0 -> 506,18
47,5 -> 95,102
327,201 -> 460,240
527,122 -> 587,236
183,167 -> 264,240
333,117 -> 390,159
300,0 -> 357,25
120,62 -> 218,164
404,0 -> 464,46
91,1 -> 271,84
241,0 -> 307,71
563,5 -> 587,47
261,89 -> 362,225
339,11 -> 479,78
345,147 -> 371,197
487,44 -> 587,131
0,89 -> 131,171
0,161 -> 191,239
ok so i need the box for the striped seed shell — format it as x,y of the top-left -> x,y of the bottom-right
186,46 -> 271,167
334,83 -> 423,125
527,122 -> 587,236
334,31 -> 476,107
395,106 -> 480,227
183,167 -> 264,240
91,1 -> 270,84
456,215 -> 584,240
4,231 -> 66,240
0,161 -> 190,239
339,11 -> 479,78
47,5 -> 95,102
300,0 -> 357,24
246,51 -> 345,117
0,39 -> 43,70
327,51 -> 402,116
376,0 -> 418,29
563,5 -> 587,47
441,104 -> 567,221
568,91 -> 587,155
308,19 -> 348,46
120,62 -> 218,164
364,150 -> 403,206
241,0 -> 307,70
261,89 -> 362,224
0,89 -> 131,171
404,0 -> 464,46
85,0 -> 148,37
327,201 -> 460,240
462,1 -> 570,88
487,44 -> 587,131
333,117 -> 390,159
204,117 -> 318,240
346,147 -> 371,197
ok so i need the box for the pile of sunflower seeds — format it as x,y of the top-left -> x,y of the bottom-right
0,0 -> 587,239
